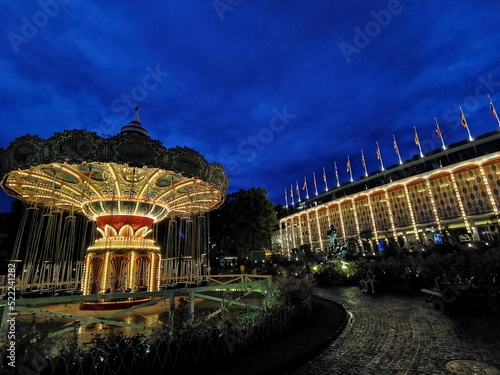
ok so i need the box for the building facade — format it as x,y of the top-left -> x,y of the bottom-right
276,131 -> 500,255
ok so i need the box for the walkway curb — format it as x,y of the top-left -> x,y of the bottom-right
260,295 -> 349,375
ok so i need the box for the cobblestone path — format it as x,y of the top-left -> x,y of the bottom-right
288,286 -> 500,375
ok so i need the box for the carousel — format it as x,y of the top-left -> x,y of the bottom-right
0,108 -> 229,307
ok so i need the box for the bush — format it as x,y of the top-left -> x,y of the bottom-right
266,275 -> 315,306
312,259 -> 361,285
308,244 -> 500,296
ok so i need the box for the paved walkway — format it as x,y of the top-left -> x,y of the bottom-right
288,286 -> 500,375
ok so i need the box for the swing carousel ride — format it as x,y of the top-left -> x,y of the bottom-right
0,108 -> 229,304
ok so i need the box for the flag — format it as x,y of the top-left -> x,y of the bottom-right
302,177 -> 307,190
393,134 -> 402,164
489,95 -> 499,120
414,126 -> 424,157
413,126 -> 420,145
435,118 -> 442,138
435,117 -> 446,150
460,107 -> 468,128
313,172 -> 317,188
393,135 -> 399,155
322,166 -> 329,191
361,149 -> 366,168
334,162 -> 339,179
296,181 -> 300,195
290,185 -> 293,198
376,141 -> 385,171
459,107 -> 474,141
346,156 -> 351,172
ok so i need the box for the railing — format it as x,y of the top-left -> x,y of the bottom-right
464,203 -> 493,216
394,216 -> 412,227
0,275 -> 273,337
437,208 -> 462,220
0,296 -> 311,375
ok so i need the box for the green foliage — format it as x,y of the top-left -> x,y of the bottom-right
309,243 -> 500,296
420,246 -> 500,295
210,188 -> 278,256
265,275 -> 315,307
0,313 -> 79,372
467,249 -> 500,295
85,331 -> 146,357
312,259 -> 361,285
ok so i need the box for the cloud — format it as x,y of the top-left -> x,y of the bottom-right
1,1 -> 500,212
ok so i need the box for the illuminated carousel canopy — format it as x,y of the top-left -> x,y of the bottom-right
1,108 -> 227,298
0,108 -> 229,221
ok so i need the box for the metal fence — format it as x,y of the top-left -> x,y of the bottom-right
0,279 -> 311,375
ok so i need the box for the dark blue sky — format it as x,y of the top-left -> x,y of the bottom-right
1,1 -> 500,212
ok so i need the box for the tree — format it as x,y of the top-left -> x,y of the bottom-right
210,188 -> 278,256
276,203 -> 296,220
0,199 -> 24,274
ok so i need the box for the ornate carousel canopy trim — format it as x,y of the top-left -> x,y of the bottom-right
87,238 -> 161,251
96,215 -> 155,231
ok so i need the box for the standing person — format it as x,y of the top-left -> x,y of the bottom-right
359,268 -> 368,292
365,267 -> 376,293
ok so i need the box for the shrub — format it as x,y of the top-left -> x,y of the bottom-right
308,244 -> 500,296
312,259 -> 361,285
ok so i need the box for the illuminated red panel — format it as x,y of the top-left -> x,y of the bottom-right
96,215 -> 154,231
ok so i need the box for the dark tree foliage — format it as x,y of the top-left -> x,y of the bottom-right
0,199 -> 24,273
275,203 -> 294,220
210,188 -> 278,256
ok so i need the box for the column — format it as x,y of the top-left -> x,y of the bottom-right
403,184 -> 419,241
449,172 -> 472,235
425,177 -> 441,231
479,165 -> 499,215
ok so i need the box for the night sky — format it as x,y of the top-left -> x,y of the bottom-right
1,1 -> 500,212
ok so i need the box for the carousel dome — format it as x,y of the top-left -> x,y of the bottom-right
120,107 -> 149,137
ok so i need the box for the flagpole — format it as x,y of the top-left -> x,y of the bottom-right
334,161 -> 340,187
296,180 -> 301,202
284,188 -> 288,208
459,107 -> 473,141
393,134 -> 402,165
313,172 -> 318,196
347,155 -> 353,182
376,141 -> 385,171
361,149 -> 368,177
290,185 -> 295,206
303,177 -> 309,199
488,95 -> 500,128
414,126 -> 424,157
434,117 -> 446,150
323,167 -> 329,191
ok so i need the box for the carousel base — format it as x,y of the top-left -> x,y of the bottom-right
79,298 -> 154,311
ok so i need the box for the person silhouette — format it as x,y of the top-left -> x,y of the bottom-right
364,267 -> 376,293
